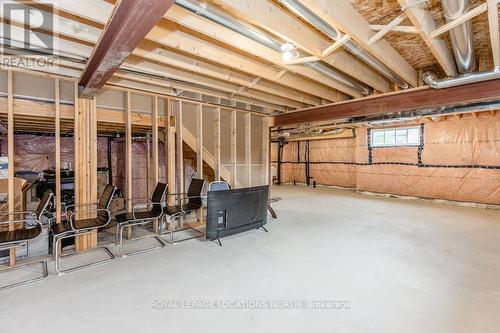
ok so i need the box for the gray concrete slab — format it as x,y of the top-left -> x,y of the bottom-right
1,186 -> 499,333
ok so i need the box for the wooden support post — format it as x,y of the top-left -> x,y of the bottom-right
175,101 -> 184,194
125,91 -> 132,239
166,99 -> 176,205
55,79 -> 62,225
231,110 -> 237,188
152,96 -> 159,232
245,113 -> 251,187
214,107 -> 221,181
152,97 -> 159,185
7,70 -> 15,266
479,55 -> 488,71
418,70 -> 424,87
74,94 -> 98,251
146,138 -> 151,199
263,117 -> 270,186
196,104 -> 203,222
196,104 -> 203,179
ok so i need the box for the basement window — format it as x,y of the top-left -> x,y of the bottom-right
371,127 -> 421,147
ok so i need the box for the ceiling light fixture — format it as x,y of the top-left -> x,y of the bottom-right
281,42 -> 299,61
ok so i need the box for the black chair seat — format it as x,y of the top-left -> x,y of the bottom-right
163,202 -> 203,216
0,224 -> 42,243
51,217 -> 109,235
163,205 -> 185,216
115,210 -> 162,223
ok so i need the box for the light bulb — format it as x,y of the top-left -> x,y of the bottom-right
282,50 -> 293,62
280,42 -> 295,52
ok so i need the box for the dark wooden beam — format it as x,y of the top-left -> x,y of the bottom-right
79,0 -> 175,98
272,79 -> 500,126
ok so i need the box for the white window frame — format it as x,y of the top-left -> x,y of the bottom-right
371,126 -> 421,147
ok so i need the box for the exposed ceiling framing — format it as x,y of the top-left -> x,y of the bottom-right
79,0 -> 176,98
0,0 -> 499,116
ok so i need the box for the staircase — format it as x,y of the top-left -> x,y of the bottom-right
160,126 -> 240,186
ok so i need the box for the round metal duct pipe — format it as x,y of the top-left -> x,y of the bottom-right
175,0 -> 371,96
423,69 -> 500,89
442,0 -> 476,74
278,0 -> 409,89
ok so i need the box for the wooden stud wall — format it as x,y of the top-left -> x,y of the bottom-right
166,100 -> 176,206
175,101 -> 185,195
0,68 -> 270,253
214,107 -> 221,181
74,96 -> 98,251
7,70 -> 15,266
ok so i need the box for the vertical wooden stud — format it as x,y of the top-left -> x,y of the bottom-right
7,70 -> 15,266
231,110 -> 237,188
152,96 -> 159,232
166,99 -> 176,205
245,113 -> 251,187
74,96 -> 98,251
176,101 -> 184,194
55,79 -> 61,225
152,96 -> 159,185
196,104 -> 203,179
125,91 -> 132,239
263,117 -> 270,186
196,104 -> 203,223
214,107 -> 221,181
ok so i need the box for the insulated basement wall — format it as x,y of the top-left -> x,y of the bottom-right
277,112 -> 500,205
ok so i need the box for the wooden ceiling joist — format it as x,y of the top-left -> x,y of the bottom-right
430,3 -> 488,39
297,0 -> 418,87
155,15 -> 361,98
368,15 -> 405,45
397,0 -> 458,77
1,17 -> 310,111
272,78 -> 500,126
370,25 -> 419,34
21,0 -> 341,106
209,0 -> 392,93
78,0 -> 176,98
487,0 -> 500,68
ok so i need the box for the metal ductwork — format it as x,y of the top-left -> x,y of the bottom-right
278,0 -> 409,89
423,69 -> 500,89
176,0 -> 371,96
442,0 -> 476,74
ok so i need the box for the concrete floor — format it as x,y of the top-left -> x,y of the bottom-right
1,186 -> 500,333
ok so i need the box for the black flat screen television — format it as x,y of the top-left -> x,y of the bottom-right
206,185 -> 269,243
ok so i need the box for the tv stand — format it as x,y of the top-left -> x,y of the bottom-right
260,226 -> 269,232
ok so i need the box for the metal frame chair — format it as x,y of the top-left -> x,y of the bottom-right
0,190 -> 53,291
160,178 -> 206,244
114,182 -> 166,257
51,185 -> 116,275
